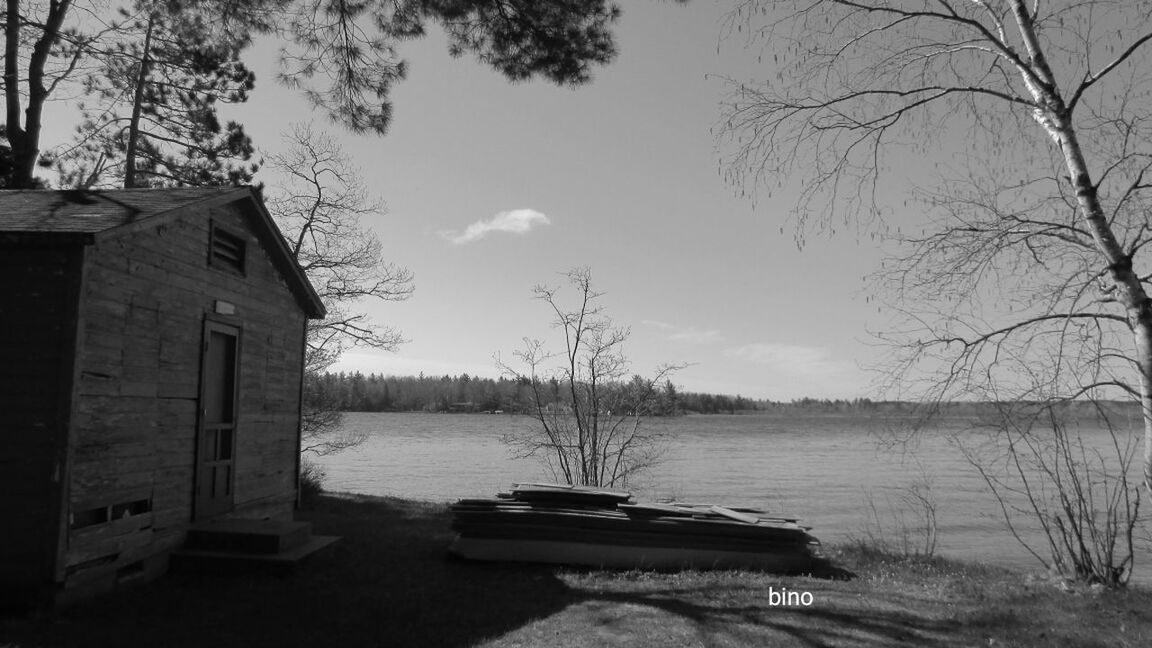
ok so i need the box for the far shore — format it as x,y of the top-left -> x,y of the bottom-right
3,492 -> 1150,647
336,400 -> 1146,422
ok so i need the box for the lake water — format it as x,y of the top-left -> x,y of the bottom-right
313,411 -> 1151,581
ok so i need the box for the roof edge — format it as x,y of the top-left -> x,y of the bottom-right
94,187 -> 326,319
233,187 -> 327,320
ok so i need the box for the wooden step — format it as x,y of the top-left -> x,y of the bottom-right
171,534 -> 340,576
184,519 -> 315,555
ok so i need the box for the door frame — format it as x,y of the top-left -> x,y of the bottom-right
193,318 -> 241,521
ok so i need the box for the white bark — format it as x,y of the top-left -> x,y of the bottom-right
1007,0 -> 1152,493
723,0 -> 1152,495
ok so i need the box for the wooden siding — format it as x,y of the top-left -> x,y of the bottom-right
64,202 -> 307,588
0,238 -> 82,590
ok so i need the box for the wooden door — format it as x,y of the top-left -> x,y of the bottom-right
195,322 -> 239,520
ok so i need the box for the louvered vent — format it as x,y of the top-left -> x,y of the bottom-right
210,223 -> 246,274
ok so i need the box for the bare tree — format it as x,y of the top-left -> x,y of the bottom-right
265,123 -> 414,455
852,467 -> 939,560
720,1 -> 1152,582
878,176 -> 1147,583
958,399 -> 1141,586
499,267 -> 680,488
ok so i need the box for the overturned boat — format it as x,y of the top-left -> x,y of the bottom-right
449,483 -> 822,572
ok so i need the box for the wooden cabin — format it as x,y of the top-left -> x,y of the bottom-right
0,187 -> 326,607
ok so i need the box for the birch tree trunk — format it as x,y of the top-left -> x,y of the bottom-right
723,0 -> 1152,499
1008,0 -> 1152,495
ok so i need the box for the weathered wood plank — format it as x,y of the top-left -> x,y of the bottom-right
65,525 -> 155,568
68,199 -> 306,542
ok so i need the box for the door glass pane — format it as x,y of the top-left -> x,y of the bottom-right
218,429 -> 233,460
204,330 -> 236,423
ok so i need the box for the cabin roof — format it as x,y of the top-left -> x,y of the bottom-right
0,187 -> 241,233
0,187 -> 325,318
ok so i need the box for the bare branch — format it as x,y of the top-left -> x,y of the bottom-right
500,267 -> 684,487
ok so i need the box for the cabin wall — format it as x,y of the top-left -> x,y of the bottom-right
63,202 -> 307,597
0,237 -> 82,605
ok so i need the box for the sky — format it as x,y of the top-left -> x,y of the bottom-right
225,1 -> 894,401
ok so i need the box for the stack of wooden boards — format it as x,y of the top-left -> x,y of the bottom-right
449,483 -> 822,572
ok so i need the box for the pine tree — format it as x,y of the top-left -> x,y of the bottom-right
4,0 -> 628,186
52,1 -> 258,188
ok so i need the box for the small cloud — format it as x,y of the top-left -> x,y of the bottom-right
725,343 -> 853,377
643,320 -> 723,345
442,208 -> 551,245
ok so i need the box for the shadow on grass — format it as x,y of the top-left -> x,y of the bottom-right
1,494 -> 577,648
565,583 -> 1149,648
541,547 -> 1152,648
564,586 -> 969,648
9,494 -> 1140,648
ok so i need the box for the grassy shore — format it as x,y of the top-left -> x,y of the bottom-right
3,493 -> 1151,648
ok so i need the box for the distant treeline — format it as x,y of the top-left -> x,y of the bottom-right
316,372 -> 774,415
313,372 -> 1146,421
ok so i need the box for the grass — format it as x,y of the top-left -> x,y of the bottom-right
2,493 -> 1151,647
